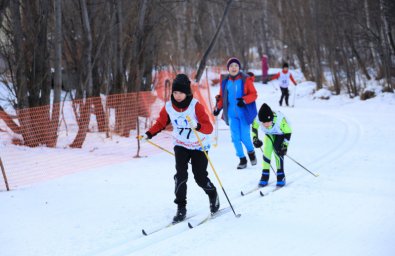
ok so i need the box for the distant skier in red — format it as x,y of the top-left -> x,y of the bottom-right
269,63 -> 297,106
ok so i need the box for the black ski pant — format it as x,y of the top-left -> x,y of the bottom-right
173,145 -> 217,207
280,87 -> 289,106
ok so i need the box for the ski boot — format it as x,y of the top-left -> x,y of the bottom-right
259,169 -> 270,187
172,205 -> 186,223
248,150 -> 257,166
276,171 -> 286,187
237,157 -> 247,169
209,193 -> 220,214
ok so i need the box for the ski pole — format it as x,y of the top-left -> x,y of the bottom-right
265,134 -> 318,177
292,85 -> 297,107
213,95 -> 220,148
213,116 -> 219,147
258,147 -> 277,175
285,154 -> 319,177
137,135 -> 175,156
186,115 -> 241,218
137,136 -> 193,165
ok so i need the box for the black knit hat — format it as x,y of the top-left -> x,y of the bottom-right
227,57 -> 241,70
282,62 -> 289,68
258,103 -> 274,122
172,74 -> 192,95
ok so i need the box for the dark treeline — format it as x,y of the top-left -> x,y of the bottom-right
0,0 -> 394,107
0,0 -> 394,146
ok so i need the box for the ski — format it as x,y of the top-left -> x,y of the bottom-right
259,185 -> 284,196
187,207 -> 234,229
141,215 -> 194,236
259,180 -> 293,196
144,182 -> 292,235
240,186 -> 260,196
188,214 -> 211,229
240,182 -> 274,196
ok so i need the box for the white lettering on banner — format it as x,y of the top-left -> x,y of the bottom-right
165,99 -> 211,151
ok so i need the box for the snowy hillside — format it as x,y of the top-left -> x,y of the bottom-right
1,78 -> 395,256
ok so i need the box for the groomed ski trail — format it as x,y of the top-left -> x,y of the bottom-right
89,107 -> 365,256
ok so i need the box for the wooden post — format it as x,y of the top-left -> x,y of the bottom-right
0,157 -> 10,191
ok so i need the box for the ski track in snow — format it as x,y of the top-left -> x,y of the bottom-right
2,79 -> 394,256
303,108 -> 362,169
87,108 -> 364,256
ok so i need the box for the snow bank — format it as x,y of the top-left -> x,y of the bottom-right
313,88 -> 332,100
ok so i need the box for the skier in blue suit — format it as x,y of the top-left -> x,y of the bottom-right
213,58 -> 258,169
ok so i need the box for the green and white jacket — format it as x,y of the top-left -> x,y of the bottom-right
251,111 -> 292,139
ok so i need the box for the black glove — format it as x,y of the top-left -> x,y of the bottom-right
215,94 -> 221,103
273,135 -> 284,155
213,108 -> 221,116
236,98 -> 246,107
253,137 -> 263,148
278,140 -> 289,156
145,131 -> 153,139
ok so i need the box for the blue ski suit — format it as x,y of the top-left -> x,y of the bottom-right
218,72 -> 258,158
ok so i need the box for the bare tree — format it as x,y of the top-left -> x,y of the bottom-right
69,0 -> 93,148
47,0 -> 62,147
0,0 -> 394,148
195,0 -> 233,82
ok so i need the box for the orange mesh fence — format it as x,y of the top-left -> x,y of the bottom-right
0,69 -> 220,191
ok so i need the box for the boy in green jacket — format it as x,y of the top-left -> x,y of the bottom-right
252,103 -> 292,187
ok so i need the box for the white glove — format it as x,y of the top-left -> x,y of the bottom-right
188,119 -> 198,129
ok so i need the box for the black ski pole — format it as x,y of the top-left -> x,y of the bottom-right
285,154 -> 319,177
265,134 -> 319,177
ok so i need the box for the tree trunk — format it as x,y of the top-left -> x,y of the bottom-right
195,0 -> 233,82
122,0 -> 149,136
70,0 -> 93,148
127,0 -> 148,93
379,0 -> 393,89
80,0 -> 93,97
312,0 -> 323,90
0,106 -> 21,134
111,0 -> 124,94
47,0 -> 62,147
346,34 -> 372,80
111,0 -> 125,135
364,0 -> 380,71
92,66 -> 107,132
69,98 -> 91,148
224,15 -> 236,56
10,0 -> 38,146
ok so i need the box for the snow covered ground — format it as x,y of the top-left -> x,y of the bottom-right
1,77 -> 395,256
